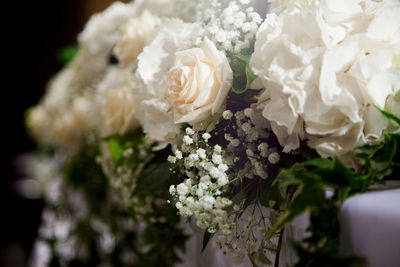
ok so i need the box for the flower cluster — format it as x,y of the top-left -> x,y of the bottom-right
169,128 -> 232,232
205,0 -> 263,53
25,0 -> 399,266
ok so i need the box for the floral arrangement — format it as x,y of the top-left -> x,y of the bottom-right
26,0 -> 400,266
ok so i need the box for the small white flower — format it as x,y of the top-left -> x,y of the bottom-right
268,152 -> 280,164
200,175 -> 211,183
185,127 -> 195,135
235,111 -> 245,121
257,142 -> 268,152
224,133 -> 232,141
188,153 -> 199,162
196,148 -> 207,159
176,202 -> 183,209
167,155 -> 176,164
217,176 -> 229,186
202,133 -> 211,141
214,145 -> 222,153
212,153 -> 223,165
177,183 -> 189,196
183,135 -> 194,145
222,110 -> 233,120
241,122 -> 252,133
246,149 -> 254,158
218,164 -> 228,173
210,167 -> 222,178
230,139 -> 240,147
174,150 -> 183,160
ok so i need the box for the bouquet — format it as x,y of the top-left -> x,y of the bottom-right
26,0 -> 400,266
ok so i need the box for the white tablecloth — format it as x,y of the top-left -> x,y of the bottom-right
340,187 -> 400,267
177,186 -> 400,266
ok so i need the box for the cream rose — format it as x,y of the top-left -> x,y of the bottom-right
114,11 -> 160,67
250,0 -> 400,161
132,18 -> 203,145
103,86 -> 138,136
96,68 -> 139,137
28,106 -> 52,144
53,95 -> 93,150
168,38 -> 233,124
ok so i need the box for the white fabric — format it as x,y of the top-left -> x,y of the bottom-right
340,186 -> 400,267
177,185 -> 400,266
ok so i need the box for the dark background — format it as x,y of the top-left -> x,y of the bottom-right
2,1 -> 123,266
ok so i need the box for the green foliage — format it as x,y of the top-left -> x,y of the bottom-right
269,111 -> 400,267
201,230 -> 215,254
230,53 -> 258,94
63,144 -> 108,215
56,45 -> 78,66
375,105 -> 400,127
109,137 -> 124,162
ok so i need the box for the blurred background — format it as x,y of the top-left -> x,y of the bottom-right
2,1 -> 126,266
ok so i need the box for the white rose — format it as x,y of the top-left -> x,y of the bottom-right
95,68 -> 139,137
42,68 -> 79,111
53,95 -> 94,150
28,106 -> 52,144
76,2 -> 139,86
114,11 -> 160,67
103,85 -> 138,137
132,18 -> 203,145
168,38 -> 232,124
251,0 -> 400,160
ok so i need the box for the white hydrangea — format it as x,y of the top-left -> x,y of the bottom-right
251,0 -> 400,163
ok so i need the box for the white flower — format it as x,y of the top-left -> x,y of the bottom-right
251,0 -> 400,161
114,11 -> 160,67
177,183 -> 189,195
185,127 -> 195,135
202,132 -> 212,141
218,163 -> 229,172
53,94 -> 93,150
210,167 -> 222,178
168,37 -> 233,124
169,185 -> 176,195
28,106 -> 52,144
77,2 -> 138,86
196,148 -> 207,159
214,145 -> 222,153
99,68 -> 139,137
212,153 -> 223,165
222,110 -> 233,120
268,152 -> 280,164
217,175 -> 229,186
133,19 -> 202,145
188,153 -> 199,162
167,155 -> 177,164
175,150 -> 183,159
183,135 -> 194,145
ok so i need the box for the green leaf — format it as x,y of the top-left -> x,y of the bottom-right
303,158 -> 334,169
257,248 -> 272,265
201,230 -> 214,254
230,54 -> 258,94
109,137 -> 123,162
57,46 -> 78,66
248,252 -> 259,267
375,105 -> 400,127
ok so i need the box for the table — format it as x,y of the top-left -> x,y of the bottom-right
177,185 -> 400,266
